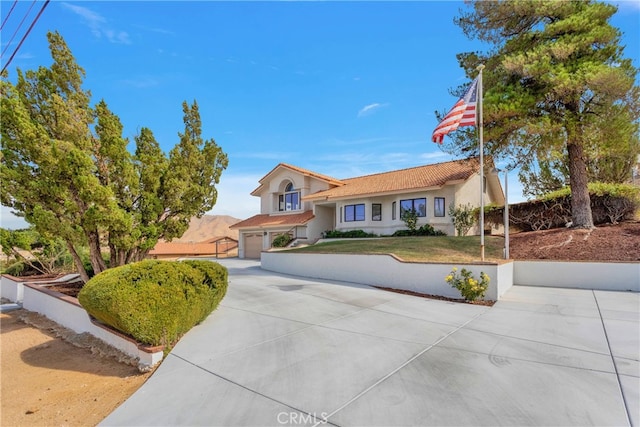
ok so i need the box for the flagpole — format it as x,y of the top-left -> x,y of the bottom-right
477,64 -> 485,262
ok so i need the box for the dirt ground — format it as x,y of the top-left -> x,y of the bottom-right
0,310 -> 152,427
509,220 -> 640,262
0,220 -> 638,426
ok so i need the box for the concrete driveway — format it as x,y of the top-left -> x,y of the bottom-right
102,259 -> 639,426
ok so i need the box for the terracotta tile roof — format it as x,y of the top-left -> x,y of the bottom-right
230,210 -> 315,229
149,241 -> 237,256
251,163 -> 344,196
304,157 -> 484,201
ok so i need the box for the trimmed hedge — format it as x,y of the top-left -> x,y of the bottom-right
78,260 -> 228,347
392,224 -> 447,237
323,229 -> 377,238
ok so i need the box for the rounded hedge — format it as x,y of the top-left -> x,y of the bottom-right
78,259 -> 228,347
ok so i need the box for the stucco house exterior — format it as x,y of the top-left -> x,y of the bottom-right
231,157 -> 505,259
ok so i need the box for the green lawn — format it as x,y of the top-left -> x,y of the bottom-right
288,236 -> 506,263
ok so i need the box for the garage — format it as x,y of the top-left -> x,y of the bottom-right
243,233 -> 263,259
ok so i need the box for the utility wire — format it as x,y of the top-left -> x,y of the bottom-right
1,0 -> 19,31
1,0 -> 37,60
1,0 -> 50,74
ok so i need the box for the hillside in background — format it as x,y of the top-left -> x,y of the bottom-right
173,215 -> 241,243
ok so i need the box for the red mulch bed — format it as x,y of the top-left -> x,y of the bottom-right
374,286 -> 495,306
508,221 -> 640,262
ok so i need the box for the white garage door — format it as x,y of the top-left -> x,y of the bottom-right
243,233 -> 262,259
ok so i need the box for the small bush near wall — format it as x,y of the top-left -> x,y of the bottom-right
272,233 -> 293,248
392,224 -> 447,237
445,267 -> 490,301
323,229 -> 377,238
78,260 -> 228,347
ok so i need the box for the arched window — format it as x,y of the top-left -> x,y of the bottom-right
278,181 -> 300,212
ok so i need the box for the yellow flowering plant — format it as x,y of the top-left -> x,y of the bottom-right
445,267 -> 489,302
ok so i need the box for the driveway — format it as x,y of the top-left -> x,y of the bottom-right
102,259 -> 639,426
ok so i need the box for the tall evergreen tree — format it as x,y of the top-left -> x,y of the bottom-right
1,31 -> 228,281
448,0 -> 639,228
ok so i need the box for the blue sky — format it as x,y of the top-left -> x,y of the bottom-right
1,0 -> 639,229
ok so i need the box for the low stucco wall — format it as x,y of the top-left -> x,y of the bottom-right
261,253 -> 638,297
1,274 -> 65,303
261,252 -> 513,301
513,261 -> 639,291
1,274 -> 24,302
16,279 -> 163,370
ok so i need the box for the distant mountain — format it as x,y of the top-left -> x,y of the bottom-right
173,215 -> 241,243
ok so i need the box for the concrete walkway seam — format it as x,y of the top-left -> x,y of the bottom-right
592,290 -> 634,427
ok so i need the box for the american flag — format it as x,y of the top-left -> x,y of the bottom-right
431,77 -> 479,144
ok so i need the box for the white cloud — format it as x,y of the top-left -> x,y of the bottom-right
357,102 -> 389,117
62,3 -> 131,44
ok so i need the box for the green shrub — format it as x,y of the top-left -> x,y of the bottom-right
401,208 -> 419,233
182,260 -> 228,324
392,224 -> 446,237
448,203 -> 476,236
272,233 -> 293,248
78,260 -> 228,347
323,229 -> 377,238
445,267 -> 489,302
2,261 -> 26,276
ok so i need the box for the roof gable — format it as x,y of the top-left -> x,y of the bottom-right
251,163 -> 344,196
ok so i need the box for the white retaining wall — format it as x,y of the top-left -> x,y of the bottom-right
1,274 -> 24,302
6,276 -> 164,370
262,252 -> 639,297
261,252 -> 513,301
513,261 -> 639,292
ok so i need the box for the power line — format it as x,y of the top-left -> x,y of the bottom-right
1,0 -> 37,60
0,0 -> 19,31
1,0 -> 50,74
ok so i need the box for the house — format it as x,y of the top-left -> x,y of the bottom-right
231,157 -> 505,259
148,236 -> 238,260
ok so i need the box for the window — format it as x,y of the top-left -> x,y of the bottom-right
400,198 -> 426,218
345,204 -> 365,222
278,182 -> 300,212
372,204 -> 382,221
392,201 -> 396,220
434,197 -> 445,217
